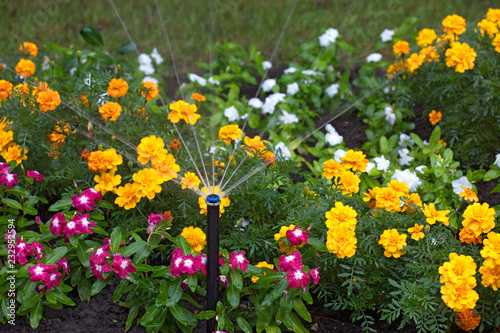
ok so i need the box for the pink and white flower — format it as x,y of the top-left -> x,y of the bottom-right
218,275 -> 228,288
90,260 -> 111,280
179,254 -> 201,275
57,257 -> 70,276
278,251 -> 303,273
73,213 -> 96,234
71,193 -> 95,212
14,238 -> 32,265
228,251 -> 249,272
50,212 -> 66,236
286,269 -> 310,289
286,225 -> 309,246
197,253 -> 207,275
309,267 -> 320,285
26,170 -> 44,182
89,246 -> 111,265
44,271 -> 62,290
111,254 -> 136,278
83,187 -> 103,202
0,168 -> 18,189
29,241 -> 45,261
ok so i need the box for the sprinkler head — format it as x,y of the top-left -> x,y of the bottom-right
206,194 -> 221,205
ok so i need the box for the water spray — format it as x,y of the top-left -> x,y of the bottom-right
205,193 -> 221,333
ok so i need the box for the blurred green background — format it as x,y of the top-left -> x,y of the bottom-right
0,0 -> 496,71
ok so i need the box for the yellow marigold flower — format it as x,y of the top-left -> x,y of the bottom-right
37,89 -> 61,112
393,41 -> 410,56
455,309 -> 481,331
191,93 -> 206,102
94,170 -> 122,195
459,186 -> 478,203
405,53 -> 424,73
341,149 -> 368,172
218,124 -> 242,145
168,100 -> 200,125
326,224 -> 357,258
416,29 -> 437,47
137,135 -> 168,165
442,14 -> 466,35
251,261 -> 274,283
325,202 -> 357,230
378,229 -> 407,258
99,102 -> 122,121
479,260 -> 500,291
33,81 -> 49,96
0,118 -> 12,132
274,224 -> 304,254
363,188 -> 380,209
387,60 -> 406,79
261,151 -> 276,167
13,83 -> 30,97
487,8 -> 500,23
15,59 -> 36,78
132,168 -> 164,200
0,131 -> 13,152
480,232 -> 500,262
419,46 -> 439,62
408,224 -> 425,241
150,153 -> 180,181
439,253 -> 477,284
493,34 -> 500,53
441,279 -> 478,312
1,144 -> 28,165
462,202 -> 496,236
197,186 -> 230,216
244,136 -> 266,156
477,18 -> 499,38
115,183 -> 141,210
0,80 -> 13,100
375,187 -> 401,213
428,110 -> 442,126
336,171 -> 361,196
322,159 -> 347,180
387,179 -> 409,198
107,78 -> 128,98
87,148 -> 123,173
143,81 -> 159,101
181,226 -> 207,253
459,228 -> 482,245
19,42 -> 38,57
423,203 -> 450,226
402,192 -> 422,212
181,172 -> 201,190
445,42 -> 476,73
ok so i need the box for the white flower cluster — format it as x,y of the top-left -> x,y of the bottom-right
319,28 -> 339,47
275,142 -> 292,160
324,124 -> 343,146
391,169 -> 421,192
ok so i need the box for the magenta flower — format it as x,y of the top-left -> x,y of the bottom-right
0,168 -> 18,189
286,269 -> 310,289
228,251 -> 249,272
89,246 -> 111,265
218,275 -> 228,288
63,219 -> 80,238
35,216 -> 42,224
26,170 -> 44,182
73,213 -> 96,234
148,213 -> 163,224
286,225 -> 309,246
71,193 -> 96,212
278,251 -> 303,273
14,238 -> 32,265
181,278 -> 188,290
170,248 -> 185,277
50,212 -> 66,236
82,187 -> 103,202
197,253 -> 207,275
309,267 -> 320,285
28,262 -> 57,284
111,254 -> 136,278
219,253 -> 225,268
30,242 -> 45,261
44,271 -> 62,290
179,254 -> 201,275
0,162 -> 10,169
102,238 -> 111,251
57,257 -> 70,276
90,260 -> 111,280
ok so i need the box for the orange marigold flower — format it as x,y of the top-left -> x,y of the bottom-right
442,14 -> 467,35
143,81 -> 159,101
428,110 -> 442,126
455,309 -> 481,331
405,53 -> 425,73
416,29 -> 437,47
191,93 -> 206,102
37,89 -> 61,112
462,202 -> 496,236
341,150 -> 368,172
423,203 -> 450,226
408,224 -> 425,241
325,201 -> 357,230
181,172 -> 201,190
0,80 -> 13,100
402,192 -> 423,212
181,226 -> 207,253
79,94 -> 89,107
439,253 -> 477,284
80,149 -> 91,161
251,261 -> 274,283
137,135 -> 168,165
1,143 -> 28,164
387,60 -> 406,79
322,159 -> 347,180
107,78 -> 128,98
168,100 -> 200,125
387,179 -> 409,198
487,8 -> 500,23
326,224 -> 357,258
218,124 -> 243,145
480,232 -> 500,263
459,186 -> 479,203
479,260 -> 500,291
445,42 -> 476,73
94,170 -> 122,195
33,82 -> 49,96
261,151 -> 276,167
243,136 -> 267,156
19,42 -> 38,57
87,148 -> 123,173
0,64 -> 3,73
151,153 -> 180,181
419,46 -> 439,62
393,41 -> 410,56
375,187 -> 401,213
99,102 -> 122,121
459,228 -> 482,245
363,188 -> 379,209
13,83 -> 30,96
15,59 -> 36,78
132,168 -> 164,200
169,139 -> 181,151
477,18 -> 499,38
440,279 -> 479,312
115,183 -> 141,210
336,171 -> 361,196
378,229 -> 407,258
492,33 -> 500,53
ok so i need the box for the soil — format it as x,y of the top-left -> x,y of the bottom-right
5,70 -> 499,333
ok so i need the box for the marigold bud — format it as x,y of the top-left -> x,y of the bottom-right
117,64 -> 121,72
424,224 -> 431,234
50,61 -> 55,69
303,185 -> 309,196
98,144 -> 103,150
77,50 -> 81,61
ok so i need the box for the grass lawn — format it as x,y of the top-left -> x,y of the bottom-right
0,0 -> 496,71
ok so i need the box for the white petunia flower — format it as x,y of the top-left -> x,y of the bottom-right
188,73 -> 207,86
262,93 -> 286,114
139,53 -> 155,75
319,28 -> 339,47
278,110 -> 299,125
415,165 -> 426,174
302,69 -> 324,77
366,53 -> 382,63
208,77 -> 220,86
334,149 -> 346,162
235,217 -> 250,231
248,98 -> 263,109
286,82 -> 300,96
69,67 -> 77,76
262,79 -> 276,92
209,147 -> 217,154
384,106 -> 396,125
324,124 -> 343,146
452,176 -> 472,195
392,169 -> 422,192
366,162 -> 375,174
380,29 -> 395,42
374,155 -> 390,172
494,154 -> 500,168
151,47 -> 164,65
262,61 -> 272,71
275,142 -> 292,160
142,76 -> 159,85
399,133 -> 415,148
284,67 -> 297,74
325,83 -> 340,98
398,148 -> 414,166
240,113 -> 248,120
224,106 -> 240,122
